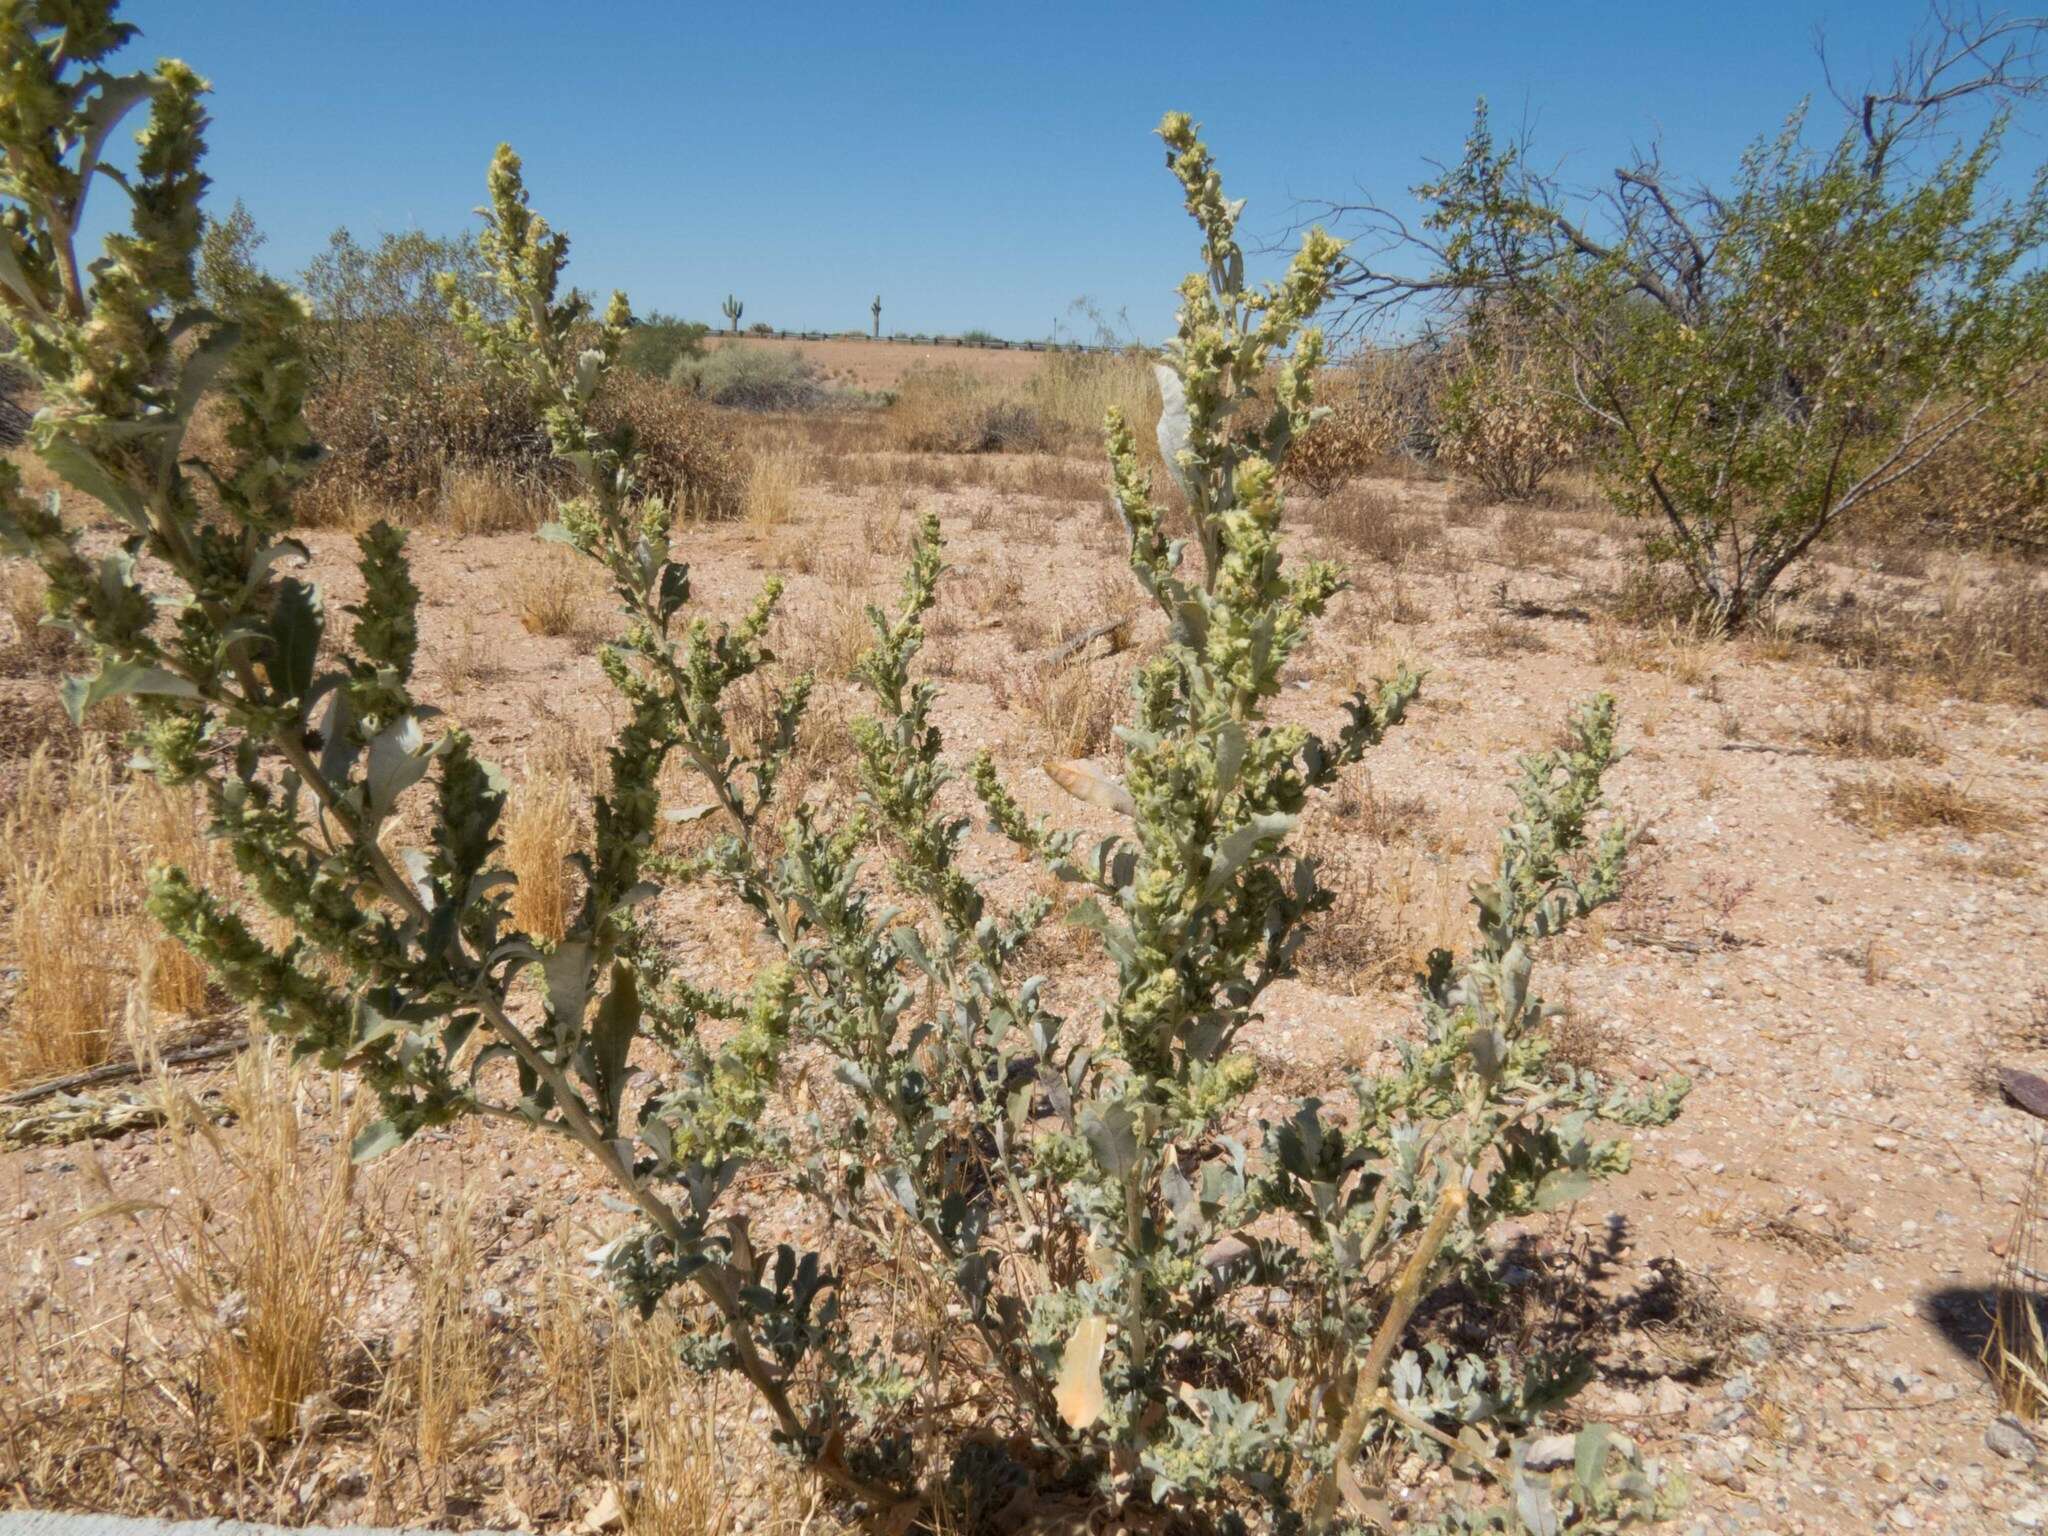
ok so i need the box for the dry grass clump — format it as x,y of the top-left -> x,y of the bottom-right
438,464 -> 550,536
1013,661 -> 1121,758
1987,1141 -> 2048,1418
1292,822 -> 1409,993
1028,348 -> 1158,448
0,558 -> 74,674
504,769 -> 579,942
1825,564 -> 2048,706
610,1315 -> 745,1536
387,1192 -> 494,1478
1493,507 -> 1566,571
0,747 -> 227,1086
785,588 -> 875,681
511,547 -> 609,641
885,351 -> 1157,460
1302,484 -> 1424,566
1591,612 -> 1720,683
1009,453 -> 1106,505
435,610 -> 500,695
744,445 -> 805,525
92,1046 -> 372,1447
887,365 -> 1045,454
1802,695 -> 1934,761
1828,772 -> 2021,836
1463,612 -> 1550,659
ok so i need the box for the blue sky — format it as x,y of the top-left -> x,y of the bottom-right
114,1 -> 2037,342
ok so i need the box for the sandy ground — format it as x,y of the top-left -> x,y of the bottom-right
3,456 -> 2046,1535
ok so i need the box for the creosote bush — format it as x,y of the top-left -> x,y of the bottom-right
0,12 -> 1687,1530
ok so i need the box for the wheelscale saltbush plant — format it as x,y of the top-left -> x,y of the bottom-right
0,9 -> 1688,1530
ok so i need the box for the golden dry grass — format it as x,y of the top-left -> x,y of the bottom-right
91,1047 -> 370,1446
391,1191 -> 493,1477
743,445 -> 805,526
1988,1140 -> 2048,1418
1015,661 -> 1121,758
512,547 -> 609,641
0,558 -> 74,673
1802,695 -> 1935,761
505,769 -> 577,941
0,748 -> 226,1086
438,464 -> 550,537
1828,772 -> 2022,836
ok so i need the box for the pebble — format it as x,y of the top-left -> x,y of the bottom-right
1693,1445 -> 1746,1489
1988,1415 -> 2038,1462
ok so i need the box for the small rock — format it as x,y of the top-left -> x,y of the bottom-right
1722,1373 -> 1754,1402
577,1483 -> 625,1534
1737,1331 -> 1773,1365
1650,1377 -> 1692,1416
2010,1494 -> 2048,1531
1524,1433 -> 1577,1471
1693,1446 -> 1745,1489
1987,1415 -> 2038,1462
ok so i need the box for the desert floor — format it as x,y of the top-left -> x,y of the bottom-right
3,431 -> 2045,1536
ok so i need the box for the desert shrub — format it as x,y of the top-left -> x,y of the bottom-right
888,364 -> 1045,452
1368,52 -> 2048,626
0,26 -> 1686,1531
298,226 -> 549,511
1435,319 -> 1579,501
669,342 -> 824,410
590,370 -> 746,520
620,310 -> 709,380
197,197 -> 268,313
1285,393 -> 1402,495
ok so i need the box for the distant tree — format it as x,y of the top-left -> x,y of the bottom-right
299,226 -> 500,383
1329,9 -> 2048,627
197,197 -> 268,313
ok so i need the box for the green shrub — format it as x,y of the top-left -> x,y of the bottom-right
298,225 -> 547,510
619,310 -> 709,379
1409,97 -> 2048,625
0,12 -> 1685,1530
669,342 -> 823,410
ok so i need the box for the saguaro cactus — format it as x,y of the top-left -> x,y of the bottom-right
721,292 -> 742,332
871,293 -> 882,338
